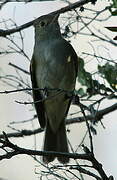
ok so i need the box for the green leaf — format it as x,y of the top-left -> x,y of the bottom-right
112,0 -> 117,8
114,36 -> 117,40
105,26 -> 117,32
76,88 -> 86,96
98,63 -> 117,90
78,58 -> 93,88
78,57 -> 85,69
111,9 -> 117,16
77,58 -> 115,97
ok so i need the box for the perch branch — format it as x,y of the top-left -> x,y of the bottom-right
0,0 -> 94,37
0,102 -> 116,139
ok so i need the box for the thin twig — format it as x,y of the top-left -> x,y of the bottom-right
79,102 -> 94,154
9,62 -> 30,75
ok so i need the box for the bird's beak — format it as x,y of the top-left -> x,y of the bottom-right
33,13 -> 59,27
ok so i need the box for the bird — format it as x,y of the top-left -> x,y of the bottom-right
30,14 -> 78,164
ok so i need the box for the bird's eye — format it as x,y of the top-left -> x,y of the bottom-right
40,21 -> 46,27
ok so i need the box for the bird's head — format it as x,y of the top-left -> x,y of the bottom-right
34,14 -> 60,40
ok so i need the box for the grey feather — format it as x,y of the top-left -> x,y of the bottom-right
30,14 -> 78,163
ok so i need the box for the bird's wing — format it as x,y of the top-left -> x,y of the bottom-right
30,55 -> 46,128
72,48 -> 79,78
65,48 -> 78,116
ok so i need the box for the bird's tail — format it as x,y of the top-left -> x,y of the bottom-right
43,120 -> 69,164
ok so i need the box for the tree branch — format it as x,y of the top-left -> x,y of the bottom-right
9,62 -> 30,75
0,103 -> 116,139
0,0 -> 94,37
0,133 -> 90,161
0,128 -> 43,138
68,102 -> 117,124
0,133 -> 113,180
